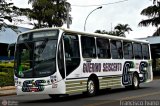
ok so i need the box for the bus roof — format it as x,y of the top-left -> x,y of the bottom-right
19,27 -> 149,44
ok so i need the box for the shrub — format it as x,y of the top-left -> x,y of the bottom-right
0,62 -> 14,68
0,68 -> 14,87
0,61 -> 15,87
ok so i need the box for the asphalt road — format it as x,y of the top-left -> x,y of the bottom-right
1,80 -> 160,106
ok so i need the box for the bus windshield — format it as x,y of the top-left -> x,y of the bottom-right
15,30 -> 58,78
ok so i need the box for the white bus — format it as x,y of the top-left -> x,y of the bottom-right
14,28 -> 153,98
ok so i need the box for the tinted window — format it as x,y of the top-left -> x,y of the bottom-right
111,40 -> 123,59
15,40 -> 57,78
133,43 -> 142,59
63,34 -> 80,76
58,39 -> 65,79
142,44 -> 150,59
97,38 -> 111,58
81,36 -> 96,58
123,41 -> 133,59
18,30 -> 58,42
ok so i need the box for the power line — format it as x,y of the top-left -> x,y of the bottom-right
71,0 -> 128,7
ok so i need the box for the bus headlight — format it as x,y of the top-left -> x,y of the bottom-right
15,81 -> 22,86
47,80 -> 51,85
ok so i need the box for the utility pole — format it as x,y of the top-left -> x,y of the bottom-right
66,3 -> 70,29
111,23 -> 113,32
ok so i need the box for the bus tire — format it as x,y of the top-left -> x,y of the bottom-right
87,78 -> 97,96
48,94 -> 60,100
125,85 -> 131,89
131,73 -> 140,89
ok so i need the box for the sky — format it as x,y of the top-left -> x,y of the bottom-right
12,0 -> 156,39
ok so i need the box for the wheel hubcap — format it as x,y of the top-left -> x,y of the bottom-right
88,80 -> 94,94
133,76 -> 138,87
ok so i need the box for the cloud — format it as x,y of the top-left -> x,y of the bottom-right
12,0 -> 155,38
67,0 -> 155,38
13,0 -> 31,8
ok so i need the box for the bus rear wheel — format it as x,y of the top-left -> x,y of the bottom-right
125,73 -> 140,90
87,78 -> 97,96
131,73 -> 140,89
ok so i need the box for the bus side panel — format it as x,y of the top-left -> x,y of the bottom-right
66,58 -> 153,92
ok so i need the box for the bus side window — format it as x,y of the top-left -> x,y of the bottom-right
133,43 -> 142,59
63,34 -> 80,76
81,36 -> 96,58
123,41 -> 133,59
142,44 -> 150,59
96,38 -> 111,58
110,40 -> 123,59
58,39 -> 65,79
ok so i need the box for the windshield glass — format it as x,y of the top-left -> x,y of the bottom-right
15,30 -> 58,78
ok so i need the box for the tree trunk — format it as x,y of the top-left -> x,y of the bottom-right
48,22 -> 52,27
38,20 -> 42,28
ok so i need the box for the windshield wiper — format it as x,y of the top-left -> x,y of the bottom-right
37,38 -> 49,54
24,42 -> 32,51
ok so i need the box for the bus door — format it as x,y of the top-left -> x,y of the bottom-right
57,38 -> 65,79
62,33 -> 80,78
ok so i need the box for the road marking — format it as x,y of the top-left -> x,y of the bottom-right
84,91 -> 160,106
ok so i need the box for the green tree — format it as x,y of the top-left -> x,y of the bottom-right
0,0 -> 28,32
153,0 -> 159,4
139,0 -> 160,36
95,24 -> 132,37
114,24 -> 132,37
95,30 -> 108,34
28,0 -> 72,28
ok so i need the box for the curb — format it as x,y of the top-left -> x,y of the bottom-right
0,86 -> 16,91
153,76 -> 160,80
0,93 -> 16,97
0,86 -> 16,97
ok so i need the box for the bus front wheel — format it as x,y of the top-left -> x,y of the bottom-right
87,78 -> 97,96
48,94 -> 60,100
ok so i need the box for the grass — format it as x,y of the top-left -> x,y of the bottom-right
0,61 -> 14,68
